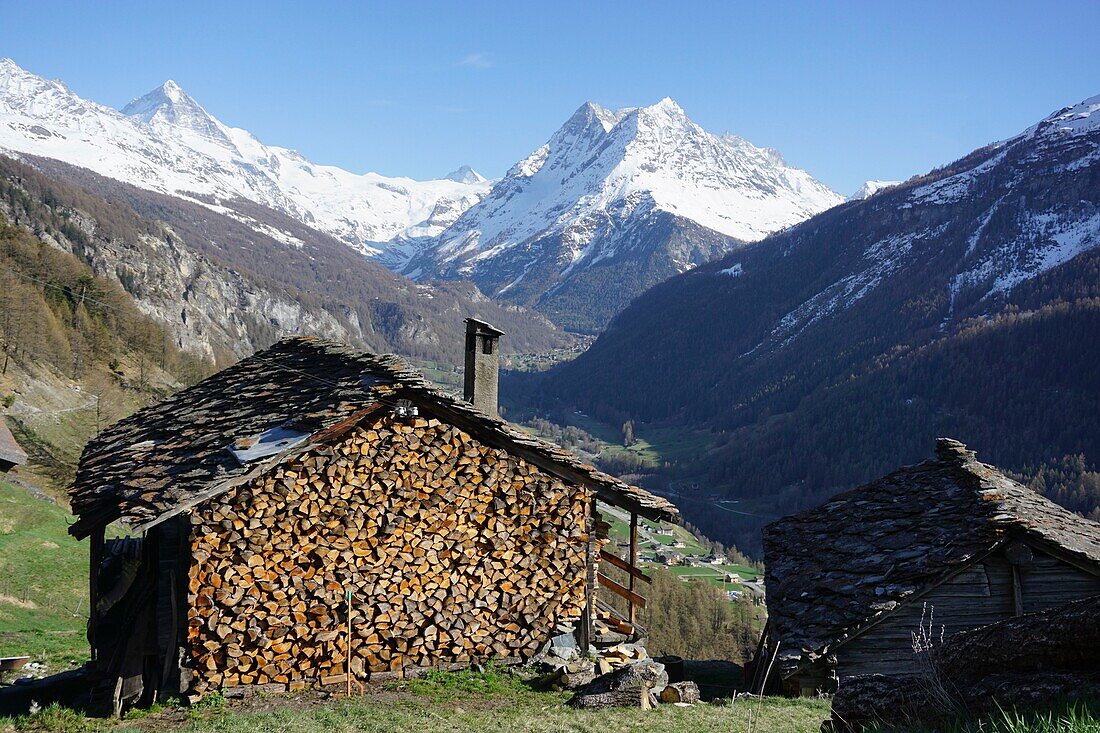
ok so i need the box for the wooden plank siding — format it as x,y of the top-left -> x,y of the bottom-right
1020,549 -> 1100,614
836,545 -> 1100,678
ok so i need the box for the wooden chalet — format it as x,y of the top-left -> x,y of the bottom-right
69,330 -> 678,713
757,438 -> 1100,696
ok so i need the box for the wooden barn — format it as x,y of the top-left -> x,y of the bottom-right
0,419 -> 27,473
757,438 -> 1100,696
68,327 -> 678,713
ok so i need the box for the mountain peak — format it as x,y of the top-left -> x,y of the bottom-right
849,180 -> 901,200
1039,92 -> 1100,136
443,165 -> 487,184
0,58 -> 43,84
562,101 -> 621,133
651,96 -> 684,114
122,80 -> 225,140
160,79 -> 185,98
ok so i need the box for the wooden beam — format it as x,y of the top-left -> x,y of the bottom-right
628,512 -> 639,625
1011,565 -> 1024,617
599,550 -> 652,584
598,572 -> 647,609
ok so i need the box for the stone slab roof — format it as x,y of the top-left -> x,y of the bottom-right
762,438 -> 1100,657
0,419 -> 27,469
70,337 -> 678,538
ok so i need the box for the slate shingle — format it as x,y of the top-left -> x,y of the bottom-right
763,438 -> 1100,656
70,337 -> 678,537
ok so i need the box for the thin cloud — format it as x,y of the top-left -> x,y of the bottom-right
458,53 -> 491,69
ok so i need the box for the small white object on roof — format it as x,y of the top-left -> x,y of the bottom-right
228,424 -> 311,464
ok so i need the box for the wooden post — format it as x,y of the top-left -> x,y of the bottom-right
88,526 -> 104,663
628,512 -> 638,625
579,503 -> 596,651
346,589 -> 353,697
1011,565 -> 1024,617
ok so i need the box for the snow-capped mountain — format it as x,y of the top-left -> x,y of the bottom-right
444,165 -> 488,184
0,58 -> 491,264
552,91 -> 1100,419
545,93 -> 1100,548
848,179 -> 900,200
406,98 -> 843,331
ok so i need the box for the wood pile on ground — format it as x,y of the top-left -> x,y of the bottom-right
188,414 -> 594,694
659,681 -> 701,704
537,636 -> 702,710
569,659 -> 669,710
828,595 -> 1100,731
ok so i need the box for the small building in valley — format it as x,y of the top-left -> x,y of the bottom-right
0,419 -> 27,473
757,438 -> 1100,696
69,331 -> 677,713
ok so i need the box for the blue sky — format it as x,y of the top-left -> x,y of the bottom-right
2,1 -> 1098,194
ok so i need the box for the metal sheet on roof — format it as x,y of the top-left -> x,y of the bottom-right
228,425 -> 311,464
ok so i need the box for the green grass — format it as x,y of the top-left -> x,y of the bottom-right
406,358 -> 463,392
604,514 -> 712,571
558,412 -> 715,472
664,564 -> 759,591
402,665 -> 529,700
5,688 -> 1097,733
3,680 -> 831,733
717,564 -> 761,582
0,478 -> 89,673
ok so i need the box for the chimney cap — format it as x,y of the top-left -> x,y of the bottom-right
465,317 -> 505,337
935,437 -> 976,463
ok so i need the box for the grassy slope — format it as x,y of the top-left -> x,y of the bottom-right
3,669 -> 830,733
603,513 -> 760,590
562,411 -> 715,471
0,477 -> 88,672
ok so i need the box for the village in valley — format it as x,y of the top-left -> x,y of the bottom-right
1,5 -> 1099,733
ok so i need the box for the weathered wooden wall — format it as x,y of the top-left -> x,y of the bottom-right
836,545 -> 1100,678
185,413 -> 594,693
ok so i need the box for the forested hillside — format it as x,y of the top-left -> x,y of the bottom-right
0,206 -> 206,488
3,154 -> 569,366
0,207 -> 205,389
521,95 -> 1100,552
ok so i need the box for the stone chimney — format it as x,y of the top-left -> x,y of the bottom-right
935,437 -> 976,463
463,318 -> 505,418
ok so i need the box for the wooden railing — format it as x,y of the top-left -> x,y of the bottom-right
597,510 -> 651,625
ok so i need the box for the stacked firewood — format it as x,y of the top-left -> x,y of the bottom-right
187,414 -> 594,693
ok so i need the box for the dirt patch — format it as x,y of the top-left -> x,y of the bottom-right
0,593 -> 37,609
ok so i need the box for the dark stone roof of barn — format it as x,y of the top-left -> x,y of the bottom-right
0,419 -> 27,468
70,337 -> 678,538
762,438 -> 1100,658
